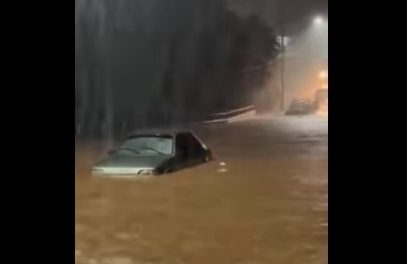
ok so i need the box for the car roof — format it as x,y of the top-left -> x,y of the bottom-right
125,128 -> 194,138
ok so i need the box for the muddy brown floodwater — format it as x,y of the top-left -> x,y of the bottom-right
75,115 -> 328,264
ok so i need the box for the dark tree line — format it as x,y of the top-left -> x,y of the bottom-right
75,0 -> 280,140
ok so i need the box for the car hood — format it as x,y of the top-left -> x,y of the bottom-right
94,154 -> 171,169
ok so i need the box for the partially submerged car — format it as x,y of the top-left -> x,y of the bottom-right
285,99 -> 314,115
92,129 -> 213,177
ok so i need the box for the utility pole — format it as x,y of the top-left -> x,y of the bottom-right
280,27 -> 285,113
277,0 -> 286,114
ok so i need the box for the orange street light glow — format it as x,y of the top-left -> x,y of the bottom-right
319,71 -> 328,79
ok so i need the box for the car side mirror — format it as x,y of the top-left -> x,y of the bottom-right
206,148 -> 213,160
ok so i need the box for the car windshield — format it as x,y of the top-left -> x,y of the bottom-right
117,136 -> 173,156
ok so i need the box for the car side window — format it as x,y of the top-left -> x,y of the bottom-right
186,133 -> 204,158
175,134 -> 189,160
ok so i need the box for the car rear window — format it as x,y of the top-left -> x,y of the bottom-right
118,135 -> 173,155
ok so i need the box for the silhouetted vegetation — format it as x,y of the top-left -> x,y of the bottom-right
75,0 -> 279,140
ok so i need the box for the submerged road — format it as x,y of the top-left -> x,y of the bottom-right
75,115 -> 328,264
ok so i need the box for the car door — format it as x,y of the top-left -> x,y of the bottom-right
174,132 -> 206,170
174,133 -> 191,170
185,133 -> 207,164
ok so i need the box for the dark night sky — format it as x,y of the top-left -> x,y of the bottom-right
227,0 -> 328,34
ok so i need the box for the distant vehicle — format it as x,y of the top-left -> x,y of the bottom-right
313,89 -> 328,113
92,129 -> 213,177
285,99 -> 314,115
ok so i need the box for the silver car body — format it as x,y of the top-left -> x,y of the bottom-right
92,129 -> 212,177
